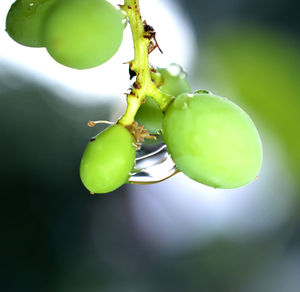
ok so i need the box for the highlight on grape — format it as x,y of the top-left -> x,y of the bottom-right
5,0 -> 263,194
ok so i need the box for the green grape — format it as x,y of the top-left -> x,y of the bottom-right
135,96 -> 164,134
158,63 -> 192,97
136,64 -> 192,134
163,92 -> 263,189
6,0 -> 57,47
43,0 -> 124,69
80,124 -> 136,194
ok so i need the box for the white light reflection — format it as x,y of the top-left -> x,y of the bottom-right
0,0 -> 196,105
128,135 -> 297,254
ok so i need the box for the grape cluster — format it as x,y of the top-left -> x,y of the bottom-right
6,0 -> 124,69
135,64 -> 192,134
6,0 -> 263,194
80,65 -> 262,193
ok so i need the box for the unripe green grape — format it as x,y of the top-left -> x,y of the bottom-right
80,124 -> 136,194
163,92 -> 263,189
135,96 -> 164,134
43,0 -> 124,69
158,64 -> 192,97
136,64 -> 192,134
6,0 -> 57,47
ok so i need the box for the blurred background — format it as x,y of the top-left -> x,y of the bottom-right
1,0 -> 300,291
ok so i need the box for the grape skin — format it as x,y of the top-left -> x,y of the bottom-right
43,0 -> 124,69
158,66 -> 192,97
6,0 -> 57,47
135,65 -> 192,134
80,125 -> 136,194
163,93 -> 263,189
135,96 -> 164,134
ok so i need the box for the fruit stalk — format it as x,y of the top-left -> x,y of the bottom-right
118,0 -> 172,126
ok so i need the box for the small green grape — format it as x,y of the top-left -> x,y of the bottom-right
136,64 -> 192,134
80,124 -> 136,194
43,0 -> 124,69
158,64 -> 192,97
163,92 -> 263,189
135,96 -> 164,134
6,0 -> 57,47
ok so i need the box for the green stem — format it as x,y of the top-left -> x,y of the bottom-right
118,0 -> 172,126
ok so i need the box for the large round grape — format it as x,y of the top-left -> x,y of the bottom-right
163,93 -> 263,189
80,124 -> 136,194
6,0 -> 57,47
136,64 -> 192,134
43,0 -> 124,69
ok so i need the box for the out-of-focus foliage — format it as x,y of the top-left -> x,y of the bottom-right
198,25 -> 300,183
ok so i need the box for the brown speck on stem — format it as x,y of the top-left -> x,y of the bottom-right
133,82 -> 141,89
150,67 -> 157,73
